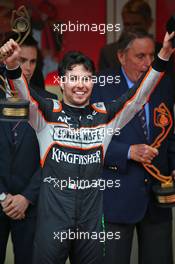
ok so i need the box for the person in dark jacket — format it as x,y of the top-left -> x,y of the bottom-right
92,28 -> 175,264
0,35 -> 57,264
99,0 -> 154,71
99,0 -> 175,85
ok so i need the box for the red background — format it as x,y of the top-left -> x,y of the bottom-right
14,0 -> 175,66
15,0 -> 106,68
156,0 -> 175,42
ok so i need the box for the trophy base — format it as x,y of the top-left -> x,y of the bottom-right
152,182 -> 175,208
0,98 -> 29,121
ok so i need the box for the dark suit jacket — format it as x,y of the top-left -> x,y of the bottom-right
91,67 -> 175,224
0,86 -> 57,217
0,121 -> 41,217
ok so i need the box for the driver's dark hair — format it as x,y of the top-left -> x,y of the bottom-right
58,51 -> 96,77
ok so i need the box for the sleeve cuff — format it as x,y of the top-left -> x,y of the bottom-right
158,54 -> 169,61
152,55 -> 169,72
21,191 -> 36,205
6,66 -> 22,79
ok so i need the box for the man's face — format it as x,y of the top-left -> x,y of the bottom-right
61,64 -> 93,107
118,37 -> 154,83
122,12 -> 150,31
19,46 -> 37,82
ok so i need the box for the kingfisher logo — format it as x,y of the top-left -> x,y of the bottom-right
51,147 -> 101,165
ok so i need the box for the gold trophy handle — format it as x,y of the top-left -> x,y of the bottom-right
11,5 -> 31,45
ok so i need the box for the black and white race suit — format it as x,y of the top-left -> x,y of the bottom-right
6,57 -> 166,264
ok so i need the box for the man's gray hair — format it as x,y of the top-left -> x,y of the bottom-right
117,27 -> 154,52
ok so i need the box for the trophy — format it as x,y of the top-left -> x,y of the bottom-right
142,103 -> 175,207
0,6 -> 30,121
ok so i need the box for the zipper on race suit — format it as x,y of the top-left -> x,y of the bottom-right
75,115 -> 82,226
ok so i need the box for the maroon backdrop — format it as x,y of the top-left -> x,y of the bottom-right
53,0 -> 106,68
15,0 -> 106,68
15,1 -> 175,68
156,0 -> 175,42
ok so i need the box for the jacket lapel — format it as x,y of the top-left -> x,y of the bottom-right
2,122 -> 13,144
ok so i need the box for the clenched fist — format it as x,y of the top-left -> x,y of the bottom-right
159,31 -> 175,60
130,144 -> 158,163
0,38 -> 21,69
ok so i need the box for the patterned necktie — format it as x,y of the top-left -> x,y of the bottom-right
138,108 -> 149,141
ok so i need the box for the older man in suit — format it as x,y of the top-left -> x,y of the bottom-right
98,0 -> 154,71
92,28 -> 175,264
0,35 -> 57,264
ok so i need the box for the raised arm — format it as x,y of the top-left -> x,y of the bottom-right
0,39 -> 47,132
104,32 -> 175,131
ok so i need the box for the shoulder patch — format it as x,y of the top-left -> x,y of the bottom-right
52,100 -> 62,112
91,102 -> 107,114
